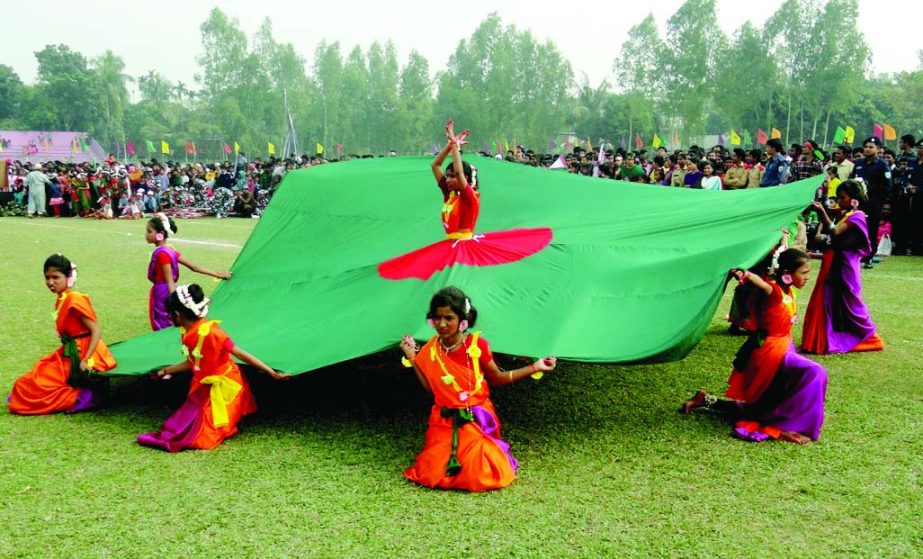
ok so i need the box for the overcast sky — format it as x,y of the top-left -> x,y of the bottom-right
6,0 -> 920,94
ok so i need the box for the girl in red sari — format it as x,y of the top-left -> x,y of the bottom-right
399,286 -> 557,491
137,284 -> 288,452
9,254 -> 116,415
681,249 -> 828,444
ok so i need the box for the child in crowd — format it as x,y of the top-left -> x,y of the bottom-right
8,254 -> 116,415
120,195 -> 143,219
802,180 -> 884,354
399,286 -> 557,491
146,213 -> 232,330
137,284 -> 288,452
682,249 -> 827,444
95,194 -> 114,219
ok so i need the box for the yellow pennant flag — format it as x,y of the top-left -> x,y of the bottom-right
161,140 -> 170,154
316,143 -> 324,155
883,124 -> 897,141
730,130 -> 741,146
771,128 -> 782,139
652,134 -> 662,149
72,138 -> 79,153
587,138 -> 593,152
267,142 -> 276,155
844,126 -> 855,144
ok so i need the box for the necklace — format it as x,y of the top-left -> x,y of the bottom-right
440,335 -> 464,353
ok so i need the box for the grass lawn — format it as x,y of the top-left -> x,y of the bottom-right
0,217 -> 920,558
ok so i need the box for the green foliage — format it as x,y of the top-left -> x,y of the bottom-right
3,3 -> 919,158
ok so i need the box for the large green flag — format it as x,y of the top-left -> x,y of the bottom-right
108,157 -> 821,376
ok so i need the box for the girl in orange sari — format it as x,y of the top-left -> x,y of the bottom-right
399,286 -> 556,491
9,254 -> 116,415
681,249 -> 827,444
137,284 -> 288,452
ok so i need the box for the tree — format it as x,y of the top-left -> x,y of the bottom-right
713,22 -> 779,135
93,49 -> 133,146
0,65 -> 24,123
662,0 -> 726,141
34,44 -> 103,132
399,51 -> 434,154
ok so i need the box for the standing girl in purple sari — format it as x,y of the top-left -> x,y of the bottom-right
681,249 -> 827,444
145,213 -> 232,330
802,180 -> 884,354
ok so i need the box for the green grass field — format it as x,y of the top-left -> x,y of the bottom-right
0,217 -> 920,558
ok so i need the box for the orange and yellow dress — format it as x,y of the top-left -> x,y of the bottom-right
137,319 -> 257,452
404,332 -> 518,491
9,291 -> 116,415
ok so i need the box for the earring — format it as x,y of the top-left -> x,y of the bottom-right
155,233 -> 164,241
459,320 -> 469,332
427,318 -> 435,328
781,273 -> 793,285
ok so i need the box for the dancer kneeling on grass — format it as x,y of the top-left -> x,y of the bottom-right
681,249 -> 827,444
9,254 -> 116,415
137,284 -> 288,452
399,286 -> 556,491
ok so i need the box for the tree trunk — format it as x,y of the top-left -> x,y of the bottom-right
785,91 -> 792,146
822,109 -> 832,147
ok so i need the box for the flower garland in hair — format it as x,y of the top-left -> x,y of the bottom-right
156,212 -> 173,239
768,229 -> 790,276
470,166 -> 478,189
176,284 -> 209,318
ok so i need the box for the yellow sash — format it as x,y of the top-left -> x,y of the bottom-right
200,371 -> 242,427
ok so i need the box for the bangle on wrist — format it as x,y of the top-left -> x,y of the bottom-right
530,362 -> 538,373
827,222 -> 835,232
507,371 -> 513,383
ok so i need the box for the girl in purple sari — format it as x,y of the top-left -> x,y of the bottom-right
802,180 -> 884,354
145,213 -> 232,330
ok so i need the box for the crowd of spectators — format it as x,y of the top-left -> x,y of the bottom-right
5,134 -> 921,257
489,134 -> 923,258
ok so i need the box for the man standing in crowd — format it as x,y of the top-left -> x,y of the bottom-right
760,139 -> 789,187
851,136 -> 892,269
25,163 -> 51,218
828,145 -> 854,180
903,139 -> 923,255
791,140 -> 824,182
898,134 -> 917,164
723,149 -> 749,189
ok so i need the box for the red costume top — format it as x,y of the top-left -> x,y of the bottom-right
438,176 -> 479,236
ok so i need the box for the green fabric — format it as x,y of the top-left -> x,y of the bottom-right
108,156 -> 822,376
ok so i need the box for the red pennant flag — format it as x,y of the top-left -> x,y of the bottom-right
184,140 -> 194,155
223,143 -> 232,155
336,143 -> 343,155
634,134 -> 643,149
872,123 -> 884,139
496,140 -> 503,154
756,129 -> 768,145
672,130 -> 680,147
126,141 -> 136,156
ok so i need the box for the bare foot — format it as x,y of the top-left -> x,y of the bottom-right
680,390 -> 709,414
779,431 -> 811,445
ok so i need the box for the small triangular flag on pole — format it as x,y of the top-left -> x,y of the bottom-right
652,134 -> 662,149
771,128 -> 782,140
756,129 -> 768,145
844,127 -> 855,144
833,126 -> 846,144
730,130 -> 741,146
883,124 -> 896,141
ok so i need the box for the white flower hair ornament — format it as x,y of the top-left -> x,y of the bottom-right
176,285 -> 209,318
155,212 -> 173,241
